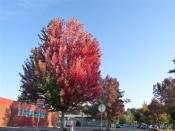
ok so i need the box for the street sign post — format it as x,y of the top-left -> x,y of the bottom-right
36,98 -> 45,130
98,104 -> 106,131
98,104 -> 106,113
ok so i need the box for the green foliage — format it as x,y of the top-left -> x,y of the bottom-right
142,102 -> 149,113
123,104 -> 169,126
128,108 -> 145,124
159,113 -> 170,124
118,116 -> 126,124
169,107 -> 175,123
76,120 -> 81,126
124,110 -> 135,125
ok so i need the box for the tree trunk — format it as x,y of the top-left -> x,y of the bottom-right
60,111 -> 65,131
106,118 -> 110,131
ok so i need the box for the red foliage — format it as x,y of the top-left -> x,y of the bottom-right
30,18 -> 102,111
153,78 -> 175,109
102,76 -> 124,123
148,99 -> 164,114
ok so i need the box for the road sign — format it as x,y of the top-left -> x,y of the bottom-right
98,104 -> 106,112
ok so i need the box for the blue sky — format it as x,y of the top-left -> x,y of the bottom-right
0,0 -> 175,109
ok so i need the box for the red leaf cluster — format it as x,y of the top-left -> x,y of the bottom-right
153,78 -> 175,109
102,76 -> 124,122
32,18 -> 102,111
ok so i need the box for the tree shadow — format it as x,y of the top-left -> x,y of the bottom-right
2,101 -> 20,126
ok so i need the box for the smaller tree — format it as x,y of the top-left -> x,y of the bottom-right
118,115 -> 127,125
83,76 -> 124,131
159,113 -> 170,124
153,78 -> 175,107
134,109 -> 145,124
141,102 -> 151,124
102,76 -> 124,130
169,59 -> 175,74
148,99 -> 164,125
125,108 -> 145,125
124,110 -> 135,125
169,60 -> 175,128
153,78 -> 175,125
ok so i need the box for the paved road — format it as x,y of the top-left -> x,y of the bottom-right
0,127 -> 159,131
0,127 -> 171,131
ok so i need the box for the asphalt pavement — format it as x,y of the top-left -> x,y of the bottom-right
0,127 -> 169,131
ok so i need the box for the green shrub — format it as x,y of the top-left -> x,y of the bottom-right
76,120 -> 81,126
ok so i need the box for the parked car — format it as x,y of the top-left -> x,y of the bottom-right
138,123 -> 149,129
141,124 -> 148,129
160,124 -> 166,129
137,124 -> 142,128
65,120 -> 74,127
116,124 -> 121,128
149,125 -> 158,131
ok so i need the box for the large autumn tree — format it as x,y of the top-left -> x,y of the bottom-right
18,18 -> 102,127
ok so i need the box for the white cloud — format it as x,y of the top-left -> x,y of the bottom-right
17,0 -> 34,8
